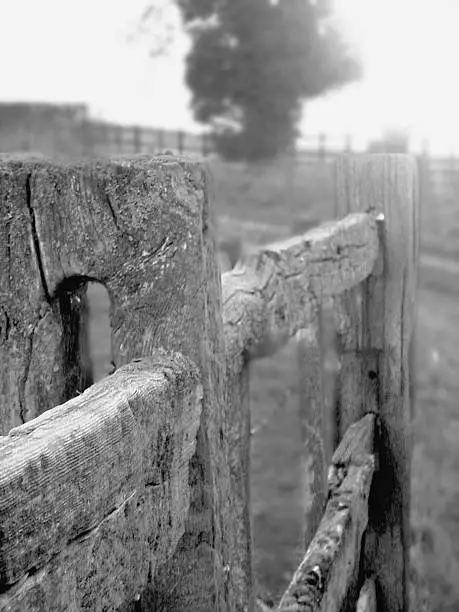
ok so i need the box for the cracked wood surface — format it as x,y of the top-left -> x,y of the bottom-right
222,212 -> 379,370
0,155 -> 210,431
356,578 -> 377,612
0,156 -> 237,610
0,352 -> 202,611
277,414 -> 375,612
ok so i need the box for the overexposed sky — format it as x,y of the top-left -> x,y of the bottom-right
0,0 -> 458,153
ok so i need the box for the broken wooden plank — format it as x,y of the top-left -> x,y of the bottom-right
277,414 -> 375,612
222,212 -> 379,371
329,413 -> 375,474
356,578 -> 377,612
0,351 -> 202,611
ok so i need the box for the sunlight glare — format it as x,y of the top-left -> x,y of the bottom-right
313,0 -> 459,153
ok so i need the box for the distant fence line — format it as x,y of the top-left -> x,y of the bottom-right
80,121 -> 459,162
81,121 -> 353,160
1,106 -> 459,167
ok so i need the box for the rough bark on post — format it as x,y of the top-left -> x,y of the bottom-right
335,154 -> 418,612
0,156 -> 235,610
223,361 -> 254,611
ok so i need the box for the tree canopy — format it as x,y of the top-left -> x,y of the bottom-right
170,0 -> 361,160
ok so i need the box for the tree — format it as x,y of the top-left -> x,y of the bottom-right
176,0 -> 361,160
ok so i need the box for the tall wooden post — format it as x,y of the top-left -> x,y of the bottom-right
296,312 -> 328,550
177,130 -> 184,155
0,156 -> 236,610
318,133 -> 326,160
335,154 -> 418,611
157,128 -> 165,152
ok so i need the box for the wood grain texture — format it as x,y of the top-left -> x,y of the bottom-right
356,578 -> 377,612
148,158 -> 239,611
222,212 -> 379,371
224,360 -> 254,611
335,154 -> 418,612
278,414 -> 375,612
0,155 -> 236,610
0,351 -> 202,611
0,155 -> 209,430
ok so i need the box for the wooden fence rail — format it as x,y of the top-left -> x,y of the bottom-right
0,153 -> 418,611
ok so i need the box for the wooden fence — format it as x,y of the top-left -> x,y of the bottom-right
0,153 -> 418,611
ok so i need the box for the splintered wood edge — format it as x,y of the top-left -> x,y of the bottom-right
330,414 -> 375,471
0,349 -> 202,588
356,578 -> 377,612
222,213 -> 379,367
278,415 -> 375,612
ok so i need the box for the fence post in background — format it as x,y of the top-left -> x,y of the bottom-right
345,133 -> 353,154
421,137 -> 430,160
157,128 -> 164,152
177,130 -> 184,155
133,125 -> 142,154
98,122 -> 109,157
418,137 -> 430,212
296,310 -> 328,550
283,145 -> 297,223
335,154 -> 418,611
79,118 -> 94,157
202,132 -> 209,157
318,133 -> 326,160
115,126 -> 123,153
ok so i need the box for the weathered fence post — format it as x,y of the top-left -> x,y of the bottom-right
222,354 -> 254,611
345,133 -> 353,154
0,156 -> 236,610
177,130 -> 184,154
296,311 -> 328,550
335,154 -> 418,611
318,133 -> 326,160
114,126 -> 123,152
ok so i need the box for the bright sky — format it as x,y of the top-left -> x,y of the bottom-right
0,0 -> 458,153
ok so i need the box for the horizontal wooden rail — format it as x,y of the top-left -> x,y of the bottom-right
278,414 -> 375,612
0,351 -> 202,611
222,212 -> 379,365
